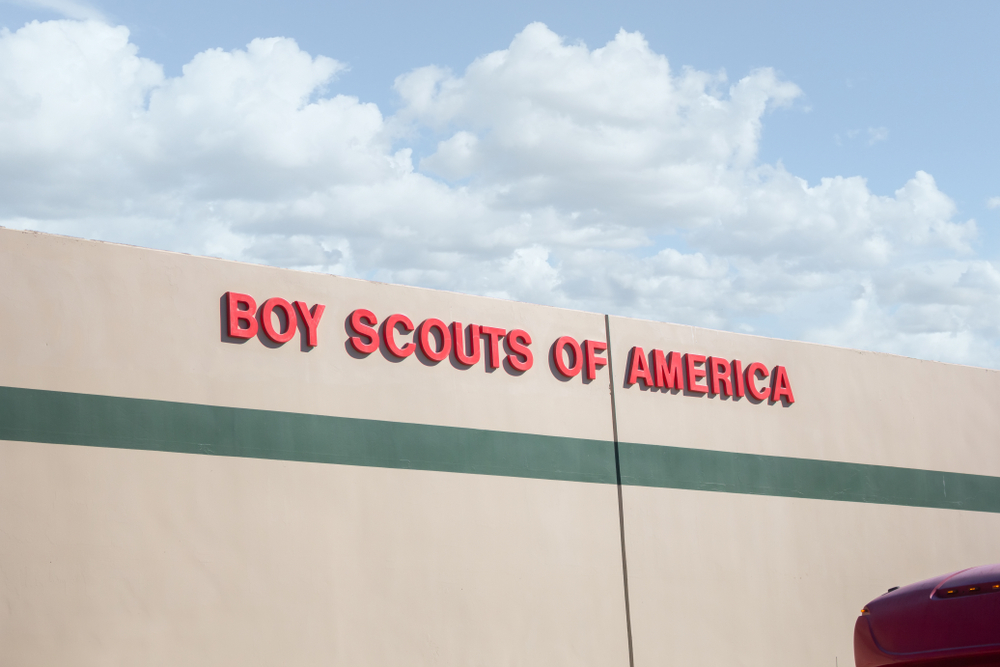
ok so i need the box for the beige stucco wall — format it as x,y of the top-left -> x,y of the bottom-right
0,229 -> 630,667
0,439 -> 628,667
2,228 -> 999,667
622,486 -> 1000,667
607,315 -> 1000,666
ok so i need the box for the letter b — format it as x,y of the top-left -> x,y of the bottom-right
227,292 -> 258,339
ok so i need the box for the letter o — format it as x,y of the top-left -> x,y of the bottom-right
553,336 -> 583,378
261,297 -> 297,344
418,318 -> 452,362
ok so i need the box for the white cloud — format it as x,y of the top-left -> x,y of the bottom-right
988,197 -> 1000,209
868,126 -> 888,145
1,19 -> 997,367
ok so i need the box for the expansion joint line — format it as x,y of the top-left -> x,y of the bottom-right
604,314 -> 635,667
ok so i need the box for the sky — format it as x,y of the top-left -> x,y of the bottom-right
1,0 -> 999,367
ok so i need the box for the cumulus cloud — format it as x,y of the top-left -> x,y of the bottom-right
0,19 -> 997,366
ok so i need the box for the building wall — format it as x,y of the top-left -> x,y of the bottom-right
1,228 -> 998,666
608,314 -> 1000,666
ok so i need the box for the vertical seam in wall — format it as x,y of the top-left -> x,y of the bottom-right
605,314 -> 635,667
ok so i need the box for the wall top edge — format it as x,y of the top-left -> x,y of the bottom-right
606,312 -> 1000,374
3,225 -> 995,375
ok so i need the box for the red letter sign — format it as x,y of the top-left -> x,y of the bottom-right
505,329 -> 533,372
685,354 -> 708,393
348,309 -> 379,354
480,326 -> 506,369
732,359 -> 745,398
583,340 -> 608,381
261,297 -> 297,344
383,313 -> 416,358
709,357 -> 733,396
653,350 -> 683,389
452,322 -> 481,365
745,362 -> 770,400
418,318 -> 452,362
771,365 -> 795,404
553,336 -> 583,378
294,301 -> 325,347
627,347 -> 653,387
226,292 -> 258,339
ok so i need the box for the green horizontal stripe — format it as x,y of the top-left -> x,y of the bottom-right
0,386 -> 618,485
1,385 -> 998,513
620,442 -> 1000,513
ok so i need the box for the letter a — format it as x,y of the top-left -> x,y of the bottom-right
770,366 -> 795,404
627,347 -> 653,387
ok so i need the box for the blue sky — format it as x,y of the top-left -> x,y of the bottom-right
9,0 -> 996,217
1,0 -> 999,365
